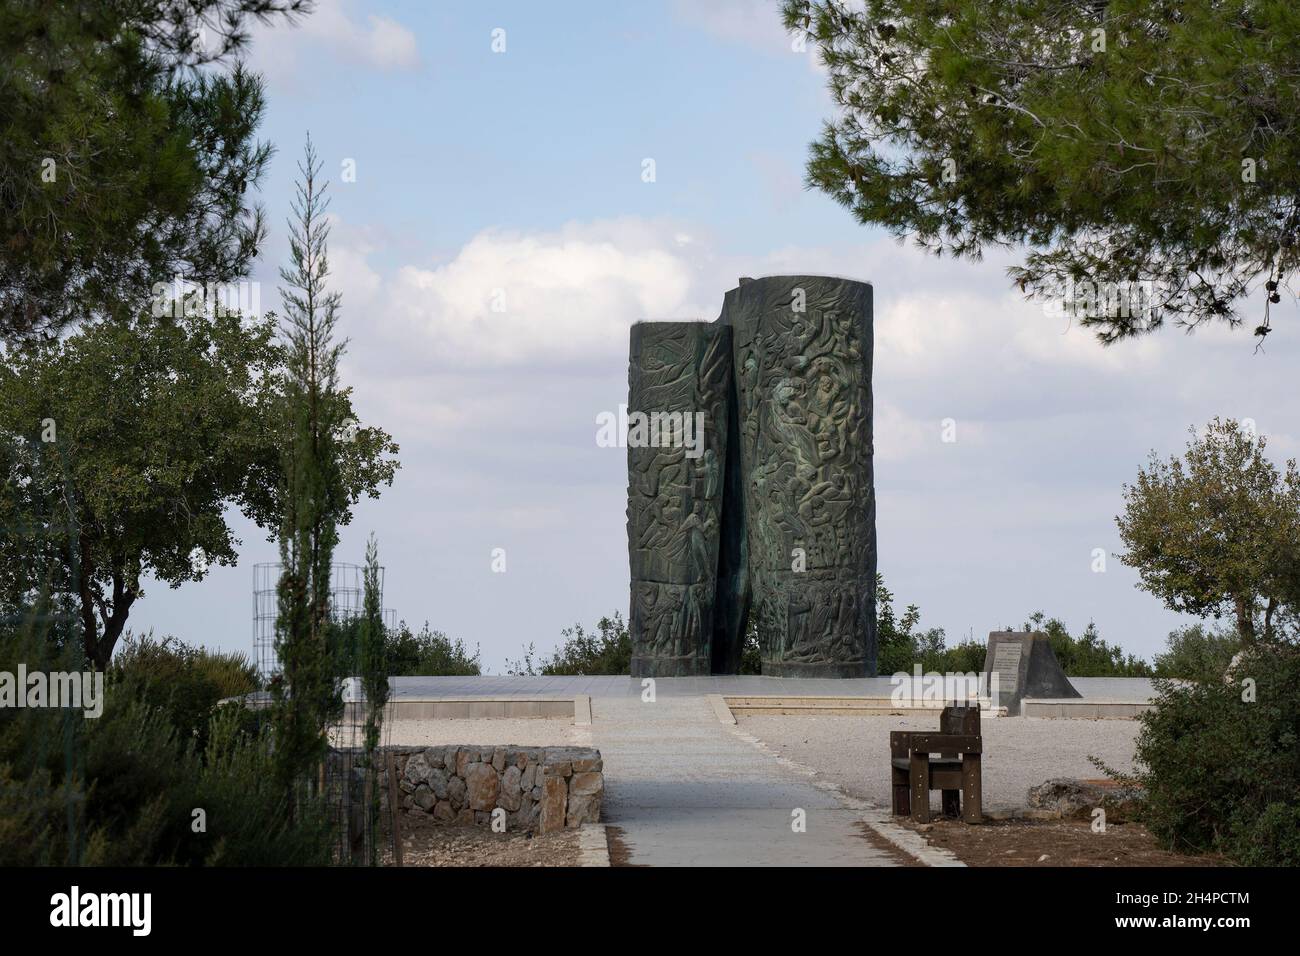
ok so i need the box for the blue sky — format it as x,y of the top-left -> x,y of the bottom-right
130,0 -> 1300,671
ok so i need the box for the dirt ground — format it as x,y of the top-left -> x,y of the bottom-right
380,812 -> 583,867
899,817 -> 1230,867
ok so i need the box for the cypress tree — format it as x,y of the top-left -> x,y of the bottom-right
271,136 -> 347,813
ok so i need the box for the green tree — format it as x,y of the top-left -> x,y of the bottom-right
357,536 -> 388,757
1117,419 -> 1300,645
0,310 -> 279,668
875,572 -> 924,675
874,573 -> 974,675
354,535 -> 387,865
271,136 -> 359,804
0,307 -> 397,669
0,0 -> 310,340
782,1 -> 1300,341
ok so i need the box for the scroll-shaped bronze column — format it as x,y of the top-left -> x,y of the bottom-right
718,276 -> 876,677
626,322 -> 732,677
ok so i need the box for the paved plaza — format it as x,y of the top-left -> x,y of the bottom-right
382,675 -> 1150,865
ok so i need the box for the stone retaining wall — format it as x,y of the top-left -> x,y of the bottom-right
382,745 -> 603,833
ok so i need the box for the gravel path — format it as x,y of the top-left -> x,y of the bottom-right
737,714 -> 1140,812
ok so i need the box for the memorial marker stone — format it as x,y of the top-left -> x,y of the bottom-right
982,631 -> 1082,714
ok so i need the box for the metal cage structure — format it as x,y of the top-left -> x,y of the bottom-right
252,560 -> 400,865
252,562 -> 395,681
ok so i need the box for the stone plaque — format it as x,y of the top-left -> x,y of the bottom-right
983,631 -> 1082,714
990,641 -> 1023,696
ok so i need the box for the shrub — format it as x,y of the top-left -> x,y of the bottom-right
77,692 -> 331,866
933,640 -> 987,674
109,633 -> 259,758
0,616 -> 88,865
1114,641 -> 1300,865
1154,624 -> 1242,682
507,614 -> 631,676
541,614 -> 631,676
1236,802 -> 1300,867
878,586 -> 1150,678
1018,612 -> 1153,677
0,619 -> 331,866
383,621 -> 480,676
189,704 -> 333,866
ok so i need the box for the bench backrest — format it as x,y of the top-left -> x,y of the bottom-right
940,703 -> 981,736
891,704 -> 984,758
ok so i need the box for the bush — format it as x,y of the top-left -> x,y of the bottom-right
1236,802 -> 1300,867
109,633 -> 260,758
78,693 -> 330,866
933,640 -> 988,674
383,621 -> 480,676
0,616 -> 88,865
189,704 -> 333,866
507,614 -> 630,676
540,614 -> 631,676
0,619 -> 332,866
877,584 -> 1151,678
1019,612 -> 1153,677
1154,624 -> 1242,681
1114,641 -> 1300,865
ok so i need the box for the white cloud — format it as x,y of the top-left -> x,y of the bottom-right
382,220 -> 700,367
245,0 -> 419,82
357,14 -> 419,69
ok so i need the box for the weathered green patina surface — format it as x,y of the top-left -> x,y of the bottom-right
627,275 -> 876,677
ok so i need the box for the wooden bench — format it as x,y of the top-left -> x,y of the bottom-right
890,704 -> 983,824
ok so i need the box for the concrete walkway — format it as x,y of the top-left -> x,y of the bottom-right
589,694 -> 901,866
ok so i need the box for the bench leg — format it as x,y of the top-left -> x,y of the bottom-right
962,753 -> 982,824
941,788 -> 961,818
891,767 -> 911,816
909,753 -> 930,823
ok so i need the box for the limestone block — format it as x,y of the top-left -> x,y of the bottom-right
538,775 -> 568,834
499,765 -> 523,812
